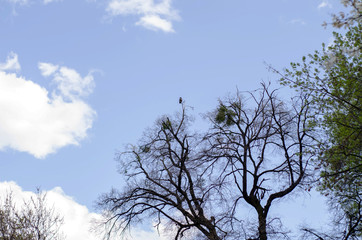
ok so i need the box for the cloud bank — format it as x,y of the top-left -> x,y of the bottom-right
107,0 -> 180,32
0,53 -> 96,158
0,181 -> 168,240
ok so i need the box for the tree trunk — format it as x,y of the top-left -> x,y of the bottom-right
206,226 -> 222,240
207,235 -> 221,240
258,213 -> 267,240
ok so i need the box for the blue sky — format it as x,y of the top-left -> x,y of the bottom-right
0,0 -> 346,239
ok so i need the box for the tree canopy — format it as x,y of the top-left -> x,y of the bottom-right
275,20 -> 362,240
98,1 -> 362,239
98,84 -> 316,240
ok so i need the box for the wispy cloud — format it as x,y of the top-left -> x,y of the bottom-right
318,0 -> 332,9
38,62 -> 59,76
39,62 -> 95,101
6,0 -> 61,4
106,0 -> 180,33
43,0 -> 63,5
0,52 -> 21,72
0,53 -> 96,158
136,14 -> 174,32
6,0 -> 29,5
4,0 -> 62,16
5,0 -> 61,13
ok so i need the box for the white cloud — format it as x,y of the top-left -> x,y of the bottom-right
106,0 -> 179,33
318,0 -> 332,9
0,181 -> 168,240
0,52 -> 21,72
136,14 -> 174,32
0,53 -> 96,158
39,62 -> 59,76
39,62 -> 95,100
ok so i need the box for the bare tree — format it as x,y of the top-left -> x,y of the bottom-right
204,83 -> 316,240
0,190 -> 64,240
98,105 -> 231,240
98,84 -> 315,240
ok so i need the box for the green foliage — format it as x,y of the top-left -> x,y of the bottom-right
140,145 -> 150,153
215,104 -> 237,126
280,24 -> 362,237
162,118 -> 172,130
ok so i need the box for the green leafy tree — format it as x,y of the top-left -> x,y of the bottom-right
277,0 -> 362,237
274,22 -> 361,239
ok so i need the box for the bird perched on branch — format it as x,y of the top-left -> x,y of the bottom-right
179,97 -> 183,104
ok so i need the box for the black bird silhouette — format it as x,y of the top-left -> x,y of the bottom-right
179,97 -> 183,104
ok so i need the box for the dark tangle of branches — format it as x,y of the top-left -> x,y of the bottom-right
98,83 -> 317,240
